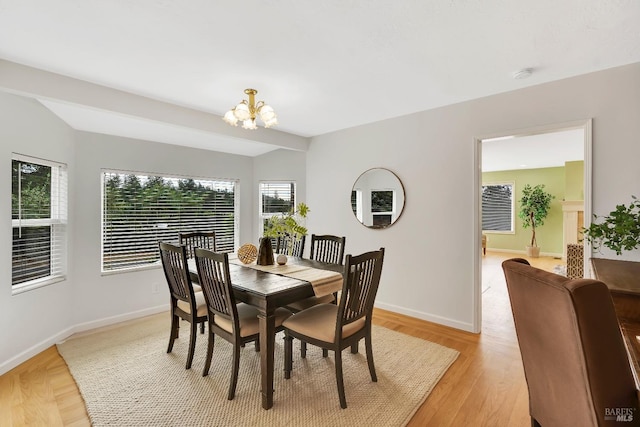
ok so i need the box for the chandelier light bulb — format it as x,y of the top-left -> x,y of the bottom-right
233,102 -> 251,121
242,119 -> 257,130
223,110 -> 238,126
222,89 -> 277,130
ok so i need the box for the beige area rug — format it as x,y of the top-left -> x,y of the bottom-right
57,313 -> 459,426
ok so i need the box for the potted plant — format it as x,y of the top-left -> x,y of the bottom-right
582,195 -> 640,255
258,202 -> 309,263
582,196 -> 640,305
518,184 -> 554,258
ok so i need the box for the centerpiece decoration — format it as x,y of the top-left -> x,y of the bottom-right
258,202 -> 309,265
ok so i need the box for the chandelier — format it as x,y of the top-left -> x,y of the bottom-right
223,88 -> 278,130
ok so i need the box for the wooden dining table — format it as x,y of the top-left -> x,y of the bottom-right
189,255 -> 343,409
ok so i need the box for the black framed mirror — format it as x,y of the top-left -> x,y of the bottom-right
351,168 -> 405,229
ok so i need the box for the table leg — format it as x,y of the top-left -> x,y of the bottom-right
258,309 -> 276,409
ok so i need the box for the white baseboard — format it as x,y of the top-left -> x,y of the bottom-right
375,301 -> 476,333
0,305 -> 167,376
487,248 -> 563,259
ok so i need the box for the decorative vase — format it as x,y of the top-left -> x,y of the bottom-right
526,246 -> 540,258
277,254 -> 287,265
257,237 -> 274,266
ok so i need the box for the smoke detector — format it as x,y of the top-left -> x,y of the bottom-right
512,68 -> 533,79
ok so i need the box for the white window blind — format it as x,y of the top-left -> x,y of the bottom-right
259,182 -> 295,215
102,171 -> 237,272
12,154 -> 68,291
482,183 -> 514,232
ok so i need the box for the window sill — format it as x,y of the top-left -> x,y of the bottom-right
12,276 -> 66,296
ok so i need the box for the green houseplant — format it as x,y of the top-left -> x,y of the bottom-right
518,184 -> 554,257
582,195 -> 640,255
263,202 -> 310,256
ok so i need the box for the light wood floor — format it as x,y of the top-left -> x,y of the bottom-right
0,251 -> 564,426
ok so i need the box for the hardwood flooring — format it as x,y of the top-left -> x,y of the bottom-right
0,251 -> 564,426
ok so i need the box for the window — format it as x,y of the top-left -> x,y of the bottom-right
482,183 -> 514,232
12,154 -> 68,292
371,190 -> 394,227
259,181 -> 295,234
102,171 -> 237,273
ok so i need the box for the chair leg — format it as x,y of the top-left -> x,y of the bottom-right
200,321 -> 205,334
284,333 -> 293,379
185,320 -> 197,370
322,348 -> 328,358
254,338 -> 260,352
365,332 -> 377,382
335,350 -> 347,409
202,327 -> 215,377
350,342 -> 358,354
167,314 -> 179,353
228,342 -> 241,400
301,341 -> 307,358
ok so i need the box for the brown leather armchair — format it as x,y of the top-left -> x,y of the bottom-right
502,258 -> 639,427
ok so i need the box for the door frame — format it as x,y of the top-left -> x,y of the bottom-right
472,119 -> 593,333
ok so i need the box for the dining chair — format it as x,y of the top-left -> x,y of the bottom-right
502,258 -> 639,427
309,234 -> 346,265
286,234 -> 346,358
179,231 -> 216,297
194,248 -> 293,400
283,248 -> 385,409
159,242 -> 208,370
276,233 -> 306,257
179,231 -> 217,259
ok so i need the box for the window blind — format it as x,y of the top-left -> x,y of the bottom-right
102,172 -> 237,272
482,184 -> 513,232
12,155 -> 68,288
260,182 -> 295,214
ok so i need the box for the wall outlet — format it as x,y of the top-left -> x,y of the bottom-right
152,282 -> 160,294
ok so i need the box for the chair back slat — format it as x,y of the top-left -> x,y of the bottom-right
338,248 -> 385,328
159,242 -> 195,304
194,248 -> 237,323
310,234 -> 346,265
277,234 -> 306,257
179,231 -> 216,259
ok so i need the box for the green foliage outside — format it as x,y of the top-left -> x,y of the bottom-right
518,184 -> 554,247
12,160 -> 51,219
583,195 -> 640,255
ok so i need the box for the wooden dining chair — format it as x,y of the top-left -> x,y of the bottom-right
286,234 -> 346,357
159,242 -> 208,370
194,248 -> 292,400
276,234 -> 306,257
309,234 -> 346,265
179,231 -> 217,259
179,231 -> 216,297
283,248 -> 385,409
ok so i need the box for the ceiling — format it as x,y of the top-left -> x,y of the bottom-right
0,1 -> 639,158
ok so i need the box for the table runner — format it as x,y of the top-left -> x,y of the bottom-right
228,254 -> 342,297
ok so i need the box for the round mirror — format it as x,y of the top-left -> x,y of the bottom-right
351,168 -> 405,229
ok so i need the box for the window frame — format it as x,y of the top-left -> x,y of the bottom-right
481,181 -> 515,234
258,181 -> 296,236
11,153 -> 68,294
100,169 -> 239,275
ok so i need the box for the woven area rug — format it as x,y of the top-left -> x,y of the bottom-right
57,312 -> 459,426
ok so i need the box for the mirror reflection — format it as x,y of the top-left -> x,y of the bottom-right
351,168 -> 405,228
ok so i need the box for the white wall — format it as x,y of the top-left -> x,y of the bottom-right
306,62 -> 640,331
253,148 -> 307,252
0,93 -> 76,371
71,132 -> 255,326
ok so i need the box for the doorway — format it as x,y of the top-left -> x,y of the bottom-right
472,120 -> 593,333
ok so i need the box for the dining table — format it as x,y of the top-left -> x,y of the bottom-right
188,254 -> 343,409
